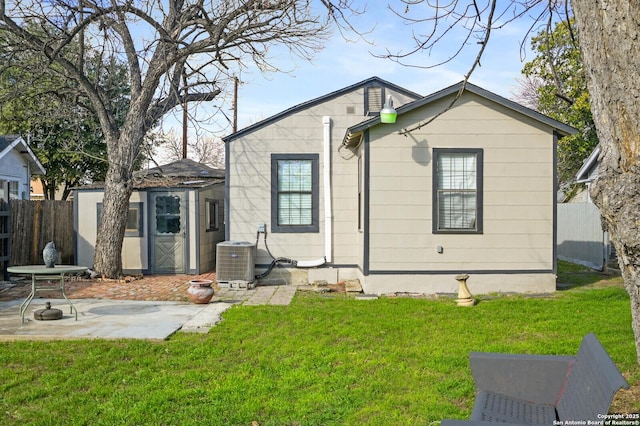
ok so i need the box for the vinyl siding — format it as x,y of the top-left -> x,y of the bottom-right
367,92 -> 555,274
0,149 -> 31,199
228,86 -> 419,267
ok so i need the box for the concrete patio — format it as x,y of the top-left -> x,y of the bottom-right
0,284 -> 297,341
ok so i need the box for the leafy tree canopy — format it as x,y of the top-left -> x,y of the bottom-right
0,27 -> 130,200
521,19 -> 598,195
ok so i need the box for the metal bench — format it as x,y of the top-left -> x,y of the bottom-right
442,333 -> 629,425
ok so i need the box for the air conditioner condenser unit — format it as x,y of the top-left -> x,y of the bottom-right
216,241 -> 256,288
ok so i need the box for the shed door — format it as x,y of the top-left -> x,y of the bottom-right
151,191 -> 186,274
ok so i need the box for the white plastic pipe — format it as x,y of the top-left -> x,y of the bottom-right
296,258 -> 327,268
323,116 -> 332,263
294,117 -> 332,269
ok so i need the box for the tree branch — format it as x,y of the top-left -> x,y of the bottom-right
399,0 -> 498,135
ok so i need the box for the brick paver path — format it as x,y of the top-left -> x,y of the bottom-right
0,272 -> 217,302
0,272 -> 299,306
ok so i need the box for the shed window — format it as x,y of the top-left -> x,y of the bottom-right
126,208 -> 140,233
433,149 -> 483,233
205,199 -> 221,232
271,154 -> 319,233
97,202 -> 144,237
155,195 -> 181,234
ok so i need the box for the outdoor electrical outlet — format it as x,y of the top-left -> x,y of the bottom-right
258,223 -> 267,233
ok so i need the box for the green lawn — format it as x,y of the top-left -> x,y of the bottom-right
1,262 -> 638,425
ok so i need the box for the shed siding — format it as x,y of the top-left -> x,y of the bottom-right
75,190 -> 149,272
367,93 -> 554,277
75,191 -> 101,268
198,184 -> 225,273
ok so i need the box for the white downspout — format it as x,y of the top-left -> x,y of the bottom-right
322,116 -> 332,263
295,116 -> 332,268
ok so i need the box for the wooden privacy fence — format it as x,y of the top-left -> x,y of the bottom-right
0,200 -> 8,279
8,200 -> 74,267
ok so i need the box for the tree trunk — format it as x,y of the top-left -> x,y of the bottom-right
92,134 -> 135,278
573,0 -> 640,363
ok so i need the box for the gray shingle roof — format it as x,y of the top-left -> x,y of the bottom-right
222,76 -> 422,143
77,158 -> 224,190
342,81 -> 578,147
136,158 -> 224,179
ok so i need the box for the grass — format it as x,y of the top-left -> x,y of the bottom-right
556,259 -> 625,289
0,261 -> 638,425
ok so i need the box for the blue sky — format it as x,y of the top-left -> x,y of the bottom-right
160,1 -> 549,143
229,1 -> 542,130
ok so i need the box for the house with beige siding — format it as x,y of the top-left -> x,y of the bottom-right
222,78 -> 576,295
74,159 -> 225,275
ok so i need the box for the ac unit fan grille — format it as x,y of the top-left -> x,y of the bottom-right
216,242 -> 255,283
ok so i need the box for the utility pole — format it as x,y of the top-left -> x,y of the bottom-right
233,76 -> 238,133
182,69 -> 188,159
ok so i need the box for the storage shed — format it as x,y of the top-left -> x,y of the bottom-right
74,159 -> 225,275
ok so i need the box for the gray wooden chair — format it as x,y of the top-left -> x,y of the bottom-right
442,333 -> 629,425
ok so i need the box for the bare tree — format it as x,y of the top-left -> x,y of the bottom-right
156,130 -> 225,168
384,0 -> 640,363
0,0 -> 356,277
511,76 -> 543,111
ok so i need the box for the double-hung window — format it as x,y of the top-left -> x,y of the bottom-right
433,148 -> 483,233
271,154 -> 319,233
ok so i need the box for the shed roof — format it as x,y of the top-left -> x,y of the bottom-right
222,76 -> 422,143
77,158 -> 224,190
136,158 -> 225,179
342,81 -> 578,147
0,134 -> 46,175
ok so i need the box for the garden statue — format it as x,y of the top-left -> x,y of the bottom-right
43,241 -> 57,268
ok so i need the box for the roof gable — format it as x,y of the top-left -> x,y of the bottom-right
0,134 -> 46,175
576,147 -> 600,183
342,81 -> 577,147
222,76 -> 422,143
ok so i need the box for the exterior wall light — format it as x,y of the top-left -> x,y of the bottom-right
380,96 -> 397,124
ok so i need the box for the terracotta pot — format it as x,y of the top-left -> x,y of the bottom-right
187,279 -> 214,304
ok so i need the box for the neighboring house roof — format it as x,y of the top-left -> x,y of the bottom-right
222,76 -> 423,143
77,158 -> 224,190
576,147 -> 600,183
0,134 -> 46,175
342,81 -> 578,147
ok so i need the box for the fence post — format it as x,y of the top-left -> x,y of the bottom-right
32,200 -> 41,264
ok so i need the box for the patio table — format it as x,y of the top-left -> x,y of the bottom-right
7,265 -> 87,323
